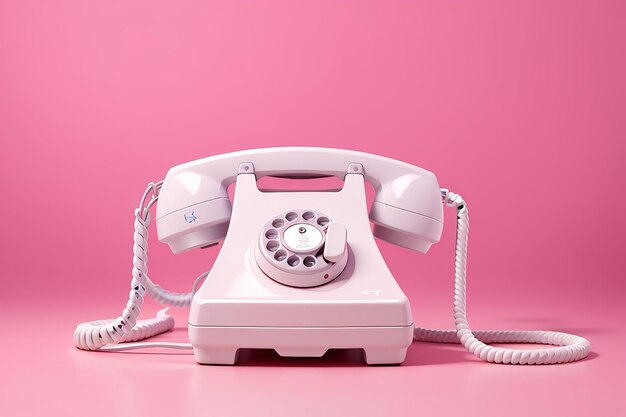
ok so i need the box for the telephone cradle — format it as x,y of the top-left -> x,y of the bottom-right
74,147 -> 590,366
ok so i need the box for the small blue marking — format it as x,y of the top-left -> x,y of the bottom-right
184,211 -> 197,223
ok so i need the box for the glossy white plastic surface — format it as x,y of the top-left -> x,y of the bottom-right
189,171 -> 415,364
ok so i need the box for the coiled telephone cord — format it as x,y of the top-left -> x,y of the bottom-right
413,190 -> 590,364
74,184 -> 590,364
73,182 -> 197,351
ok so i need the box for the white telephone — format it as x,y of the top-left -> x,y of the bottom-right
74,147 -> 590,365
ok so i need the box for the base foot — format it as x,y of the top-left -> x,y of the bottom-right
194,348 -> 240,365
363,348 -> 408,365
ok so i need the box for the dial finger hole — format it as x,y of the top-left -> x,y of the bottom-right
274,250 -> 287,262
265,229 -> 278,239
287,255 -> 300,267
302,211 -> 315,221
266,240 -> 279,252
303,256 -> 317,268
317,217 -> 329,227
272,219 -> 284,228
285,212 -> 298,221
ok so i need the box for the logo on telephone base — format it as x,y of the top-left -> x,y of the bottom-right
184,212 -> 197,223
361,290 -> 383,296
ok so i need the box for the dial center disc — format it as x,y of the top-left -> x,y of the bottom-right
282,223 -> 323,253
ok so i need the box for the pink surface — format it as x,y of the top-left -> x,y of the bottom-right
0,1 -> 624,416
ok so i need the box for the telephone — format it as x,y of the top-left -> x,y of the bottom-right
74,147 -> 590,365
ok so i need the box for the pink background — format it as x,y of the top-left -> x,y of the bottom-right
1,1 -> 624,416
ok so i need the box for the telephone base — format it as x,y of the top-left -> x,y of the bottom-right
189,324 -> 414,365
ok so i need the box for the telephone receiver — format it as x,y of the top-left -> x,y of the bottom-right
155,147 -> 444,255
74,147 -> 590,365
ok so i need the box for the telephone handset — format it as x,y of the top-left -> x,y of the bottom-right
155,147 -> 444,254
74,147 -> 590,365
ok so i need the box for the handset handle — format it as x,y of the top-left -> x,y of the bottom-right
156,147 -> 444,253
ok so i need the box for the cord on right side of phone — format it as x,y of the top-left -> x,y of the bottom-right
413,189 -> 590,364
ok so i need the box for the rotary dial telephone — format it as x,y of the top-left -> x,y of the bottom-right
74,147 -> 590,365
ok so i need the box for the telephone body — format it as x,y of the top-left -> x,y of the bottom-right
75,147 -> 590,365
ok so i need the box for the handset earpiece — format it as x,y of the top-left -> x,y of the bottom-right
156,170 -> 232,253
369,173 -> 444,253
